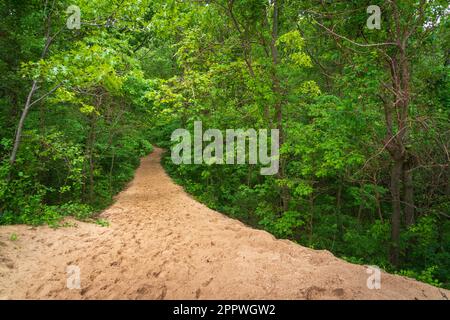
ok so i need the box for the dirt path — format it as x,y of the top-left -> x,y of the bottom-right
0,148 -> 448,299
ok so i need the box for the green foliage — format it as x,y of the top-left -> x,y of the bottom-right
259,210 -> 306,239
0,0 -> 448,290
0,0 -> 153,226
95,218 -> 110,227
342,220 -> 391,266
152,0 -> 450,289
397,266 -> 443,288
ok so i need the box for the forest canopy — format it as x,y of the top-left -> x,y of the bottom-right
0,0 -> 449,288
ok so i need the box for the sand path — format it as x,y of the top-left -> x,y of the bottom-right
0,148 -> 448,299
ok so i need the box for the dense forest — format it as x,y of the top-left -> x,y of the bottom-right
0,0 -> 449,288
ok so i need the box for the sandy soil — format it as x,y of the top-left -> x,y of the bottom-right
0,148 -> 448,300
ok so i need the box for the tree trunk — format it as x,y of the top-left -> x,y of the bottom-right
109,152 -> 115,195
10,81 -> 38,164
390,159 -> 403,267
308,194 -> 315,245
87,115 -> 97,202
9,7 -> 56,165
403,161 -> 415,226
445,167 -> 450,197
336,182 -> 343,240
269,0 -> 289,213
375,189 -> 384,223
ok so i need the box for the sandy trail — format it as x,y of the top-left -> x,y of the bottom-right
0,148 -> 448,300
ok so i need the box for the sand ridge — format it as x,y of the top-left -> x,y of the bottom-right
0,148 -> 448,299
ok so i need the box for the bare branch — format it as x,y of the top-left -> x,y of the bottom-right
313,18 -> 397,48
28,82 -> 64,108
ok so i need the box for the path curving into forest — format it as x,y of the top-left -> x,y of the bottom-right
0,148 -> 448,299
